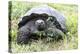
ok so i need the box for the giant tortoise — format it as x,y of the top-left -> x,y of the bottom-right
17,5 -> 67,44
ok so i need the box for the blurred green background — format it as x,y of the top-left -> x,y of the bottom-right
9,1 -> 78,53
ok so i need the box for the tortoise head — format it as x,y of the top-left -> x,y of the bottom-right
35,19 -> 46,31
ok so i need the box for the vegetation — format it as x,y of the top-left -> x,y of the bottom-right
9,1 -> 78,53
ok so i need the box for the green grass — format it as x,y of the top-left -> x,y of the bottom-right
9,1 -> 78,53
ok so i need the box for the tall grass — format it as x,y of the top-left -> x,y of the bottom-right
9,2 -> 78,53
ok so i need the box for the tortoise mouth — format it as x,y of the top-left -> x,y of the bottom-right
37,26 -> 45,31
